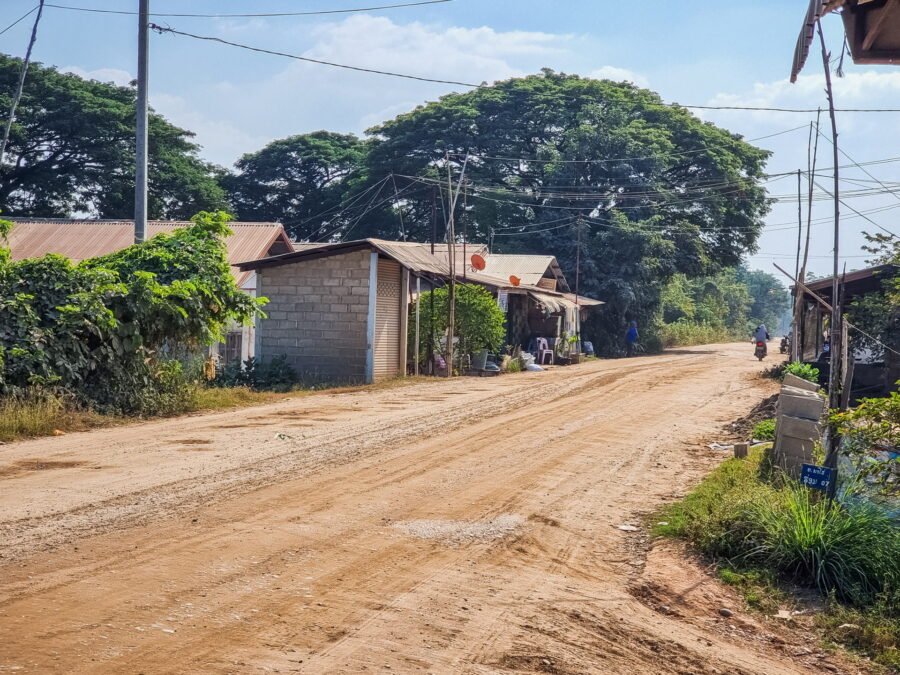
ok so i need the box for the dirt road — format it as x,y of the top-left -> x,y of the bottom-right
0,345 -> 823,674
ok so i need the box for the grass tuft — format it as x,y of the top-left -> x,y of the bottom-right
0,394 -> 111,442
657,446 -> 900,665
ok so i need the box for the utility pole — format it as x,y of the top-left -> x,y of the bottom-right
444,152 -> 469,377
817,19 -> 843,497
793,113 -> 821,363
795,169 -> 802,283
446,157 -> 455,377
575,217 -> 583,352
0,0 -> 45,167
134,0 -> 150,244
817,20 -> 841,411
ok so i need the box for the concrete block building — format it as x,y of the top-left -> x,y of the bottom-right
238,239 -> 603,384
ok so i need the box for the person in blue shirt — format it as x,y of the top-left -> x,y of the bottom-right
625,320 -> 639,357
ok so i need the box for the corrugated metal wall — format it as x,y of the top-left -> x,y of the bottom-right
374,257 -> 402,380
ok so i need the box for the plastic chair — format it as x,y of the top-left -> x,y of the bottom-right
535,337 -> 554,365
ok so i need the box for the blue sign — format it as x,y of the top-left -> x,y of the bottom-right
800,464 -> 835,492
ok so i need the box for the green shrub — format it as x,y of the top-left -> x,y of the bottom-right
783,361 -> 820,384
831,388 -> 900,499
751,418 -> 776,441
0,211 -> 264,414
409,284 -> 506,371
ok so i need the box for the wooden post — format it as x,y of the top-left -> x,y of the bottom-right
734,443 -> 749,460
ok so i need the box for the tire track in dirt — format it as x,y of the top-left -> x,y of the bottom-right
0,345 -> 819,674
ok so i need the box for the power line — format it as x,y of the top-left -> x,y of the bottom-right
141,24 -> 900,113
677,104 -> 900,113
0,5 -> 37,35
150,24 -> 481,88
47,0 -> 452,19
450,125 -> 812,166
812,178 -> 898,239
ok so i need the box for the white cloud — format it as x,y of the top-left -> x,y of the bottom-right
590,66 -> 648,87
61,66 -> 133,87
703,69 -> 900,275
303,15 -> 568,85
150,93 -> 271,167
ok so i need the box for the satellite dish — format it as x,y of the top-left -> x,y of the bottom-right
471,253 -> 486,271
509,275 -> 521,287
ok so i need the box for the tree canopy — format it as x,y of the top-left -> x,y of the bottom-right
227,72 -> 770,349
225,131 -> 367,240
0,53 -> 227,219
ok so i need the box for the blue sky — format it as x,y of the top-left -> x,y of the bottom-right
3,0 -> 900,278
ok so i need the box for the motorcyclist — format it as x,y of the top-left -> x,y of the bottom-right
753,324 -> 770,357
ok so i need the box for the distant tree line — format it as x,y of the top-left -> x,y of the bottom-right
1,56 -> 777,352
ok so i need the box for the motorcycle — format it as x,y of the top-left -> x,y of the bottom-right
754,340 -> 767,361
779,335 -> 790,354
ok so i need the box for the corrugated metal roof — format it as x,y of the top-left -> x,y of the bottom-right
6,218 -> 292,286
480,254 -> 570,291
239,238 -> 602,306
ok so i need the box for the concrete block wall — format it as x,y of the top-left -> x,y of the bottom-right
256,250 -> 371,382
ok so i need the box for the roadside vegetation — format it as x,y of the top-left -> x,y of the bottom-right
658,390 -> 900,668
0,210 -> 300,442
1,64 -> 780,358
0,387 -> 289,443
656,266 -> 790,349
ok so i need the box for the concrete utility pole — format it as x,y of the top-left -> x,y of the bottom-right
134,0 -> 150,244
0,0 -> 45,167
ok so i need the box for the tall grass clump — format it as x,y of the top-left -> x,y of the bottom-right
746,484 -> 900,606
0,394 -> 66,441
0,391 -> 109,441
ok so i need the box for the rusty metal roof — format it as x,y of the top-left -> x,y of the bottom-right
480,254 -> 570,292
240,238 -> 603,307
6,218 -> 292,286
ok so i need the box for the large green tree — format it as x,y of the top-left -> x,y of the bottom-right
355,71 -> 771,350
224,131 -> 367,240
0,54 -> 227,218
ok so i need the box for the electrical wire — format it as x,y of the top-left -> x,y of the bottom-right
448,125 -> 812,166
142,24 -> 900,114
150,24 -> 481,88
811,178 -> 898,238
46,0 -> 452,18
0,5 -> 37,36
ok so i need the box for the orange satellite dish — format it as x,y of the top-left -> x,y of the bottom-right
509,275 -> 521,287
471,253 -> 486,271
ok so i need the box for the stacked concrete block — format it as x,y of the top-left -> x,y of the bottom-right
772,376 -> 826,477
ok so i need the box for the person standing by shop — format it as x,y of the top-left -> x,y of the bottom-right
625,321 -> 639,357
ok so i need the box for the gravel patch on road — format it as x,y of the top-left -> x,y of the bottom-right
393,515 -> 525,545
